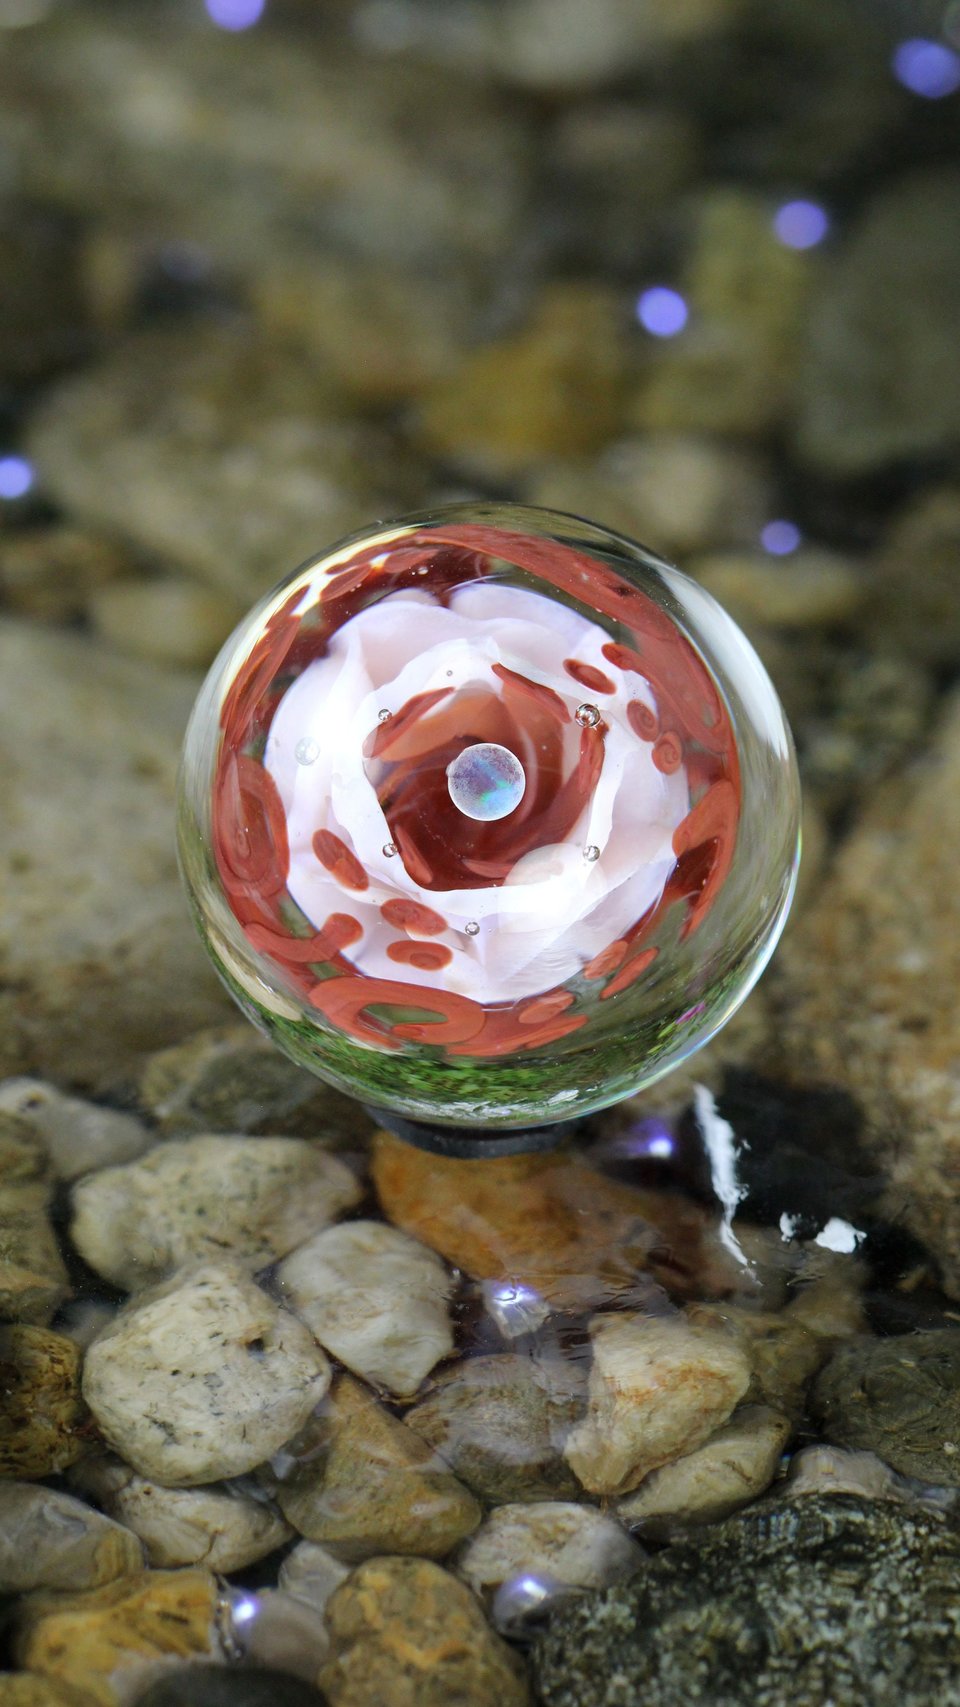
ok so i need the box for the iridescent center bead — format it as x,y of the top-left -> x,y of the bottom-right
446,742 -> 526,822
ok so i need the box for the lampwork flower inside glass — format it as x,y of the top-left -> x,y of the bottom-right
178,504 -> 800,1129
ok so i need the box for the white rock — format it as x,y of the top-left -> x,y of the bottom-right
0,1481 -> 144,1592
617,1404 -> 791,1530
70,1134 -> 362,1291
457,1501 -> 643,1602
278,1219 -> 453,1398
278,1540 -> 351,1613
564,1311 -> 752,1496
71,1453 -> 292,1572
0,1079 -> 153,1181
82,1260 -> 331,1486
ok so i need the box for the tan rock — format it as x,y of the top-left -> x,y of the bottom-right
564,1311 -> 751,1496
278,1220 -> 453,1399
88,579 -> 242,671
686,1303 -> 824,1419
690,548 -> 863,633
760,687 -> 960,1297
0,528 -> 131,625
0,1326 -> 90,1480
320,1556 -> 530,1707
82,1262 -> 330,1486
70,1135 -> 361,1290
275,1373 -> 481,1561
0,1483 -> 143,1593
278,1540 -> 350,1613
70,1455 -> 291,1572
456,1501 -> 643,1601
617,1404 -> 791,1531
416,283 -> 625,479
233,1589 -> 330,1681
0,1114 -> 68,1326
14,1571 -> 224,1707
865,486 -> 960,667
372,1130 -> 740,1312
0,1679 -> 98,1707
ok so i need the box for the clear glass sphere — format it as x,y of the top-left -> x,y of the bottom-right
178,504 -> 800,1129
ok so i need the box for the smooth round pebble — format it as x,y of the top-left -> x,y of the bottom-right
133,1665 -> 329,1707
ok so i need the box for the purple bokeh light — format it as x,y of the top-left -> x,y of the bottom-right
761,519 -> 802,556
892,37 -> 960,98
205,0 -> 266,30
773,199 -> 829,250
0,455 -> 34,500
636,286 -> 689,338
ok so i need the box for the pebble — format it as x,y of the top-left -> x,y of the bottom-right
564,1311 -> 752,1496
14,1571 -> 225,1707
70,1455 -> 291,1572
372,1131 -> 740,1313
273,1372 -> 481,1560
786,1443 -> 958,1516
405,1353 -> 585,1504
27,325 -> 419,606
486,0 -> 736,93
0,622 -> 229,1089
0,203 -> 86,383
278,1220 -> 453,1399
617,1405 -> 790,1534
866,486 -> 960,668
547,105 -> 701,271
133,1669 -> 328,1707
0,527 -> 131,625
795,169 -> 960,472
456,1501 -> 643,1603
231,1589 -> 330,1682
535,1496 -> 960,1707
686,1304 -> 824,1419
88,579 -> 242,671
690,548 -> 863,633
320,1556 -> 530,1707
0,1081 -> 153,1182
529,435 -> 768,558
630,187 -> 812,436
82,1261 -> 331,1486
0,1681 -> 95,1707
0,1483 -> 143,1594
71,1135 -> 362,1291
0,1326 -> 90,1479
812,1330 -> 960,1487
0,1114 -> 68,1326
278,1540 -> 350,1614
415,284 -> 625,479
762,687 -> 960,1297
137,1027 -> 357,1142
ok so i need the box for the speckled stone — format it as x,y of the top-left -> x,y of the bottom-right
0,1325 -> 90,1479
71,1135 -> 362,1290
0,1482 -> 143,1592
82,1262 -> 331,1486
321,1556 -> 530,1707
564,1312 -> 752,1496
617,1405 -> 791,1534
278,1220 -> 453,1399
137,1028 -> 359,1144
70,1454 -> 291,1571
456,1501 -> 643,1602
405,1354 -> 585,1504
812,1331 -> 960,1487
133,1668 -> 327,1707
274,1373 -> 481,1561
534,1496 -> 960,1707
15,1571 -> 225,1707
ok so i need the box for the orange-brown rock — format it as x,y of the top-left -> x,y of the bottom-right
0,1326 -> 90,1479
372,1132 -> 740,1310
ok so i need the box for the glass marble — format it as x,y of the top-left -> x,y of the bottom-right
178,504 -> 800,1130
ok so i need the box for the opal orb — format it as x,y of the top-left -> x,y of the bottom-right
177,504 -> 800,1129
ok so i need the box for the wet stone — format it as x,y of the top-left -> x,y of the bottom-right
456,1501 -> 643,1602
865,486 -> 960,669
133,1669 -> 328,1707
88,579 -> 242,672
616,1404 -> 791,1535
278,1540 -> 350,1614
0,1326 -> 90,1480
81,1261 -> 331,1486
405,1353 -> 585,1505
0,528 -> 132,625
278,1220 -> 453,1399
231,1589 -> 330,1683
687,1302 -> 826,1419
0,1081 -> 153,1183
137,1029 -> 360,1144
812,1330 -> 960,1487
785,1443 -> 958,1517
273,1372 -> 481,1561
70,1135 -> 362,1291
0,1681 -> 97,1707
0,1115 -> 68,1327
69,1455 -> 292,1573
14,1571 -> 225,1707
0,1483 -> 143,1594
564,1311 -> 752,1496
690,549 -> 863,635
534,1496 -> 960,1707
320,1556 -> 530,1707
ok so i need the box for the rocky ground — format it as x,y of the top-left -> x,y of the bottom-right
2,1 -> 960,1703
